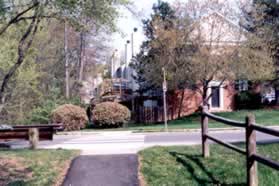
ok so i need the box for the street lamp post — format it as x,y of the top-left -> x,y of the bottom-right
131,28 -> 138,116
131,27 -> 138,57
121,40 -> 130,99
125,40 -> 130,79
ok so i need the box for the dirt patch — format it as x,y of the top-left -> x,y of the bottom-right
54,156 -> 78,186
0,157 -> 32,185
138,156 -> 146,186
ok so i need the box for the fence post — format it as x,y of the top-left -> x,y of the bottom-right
28,128 -> 39,150
201,106 -> 209,157
245,114 -> 258,186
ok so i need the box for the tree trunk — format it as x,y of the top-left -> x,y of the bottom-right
202,81 -> 209,107
79,32 -> 85,82
64,21 -> 70,99
178,90 -> 185,118
0,103 -> 4,114
0,9 -> 40,108
275,88 -> 279,105
202,85 -> 206,105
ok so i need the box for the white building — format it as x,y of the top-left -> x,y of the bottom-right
110,50 -> 138,92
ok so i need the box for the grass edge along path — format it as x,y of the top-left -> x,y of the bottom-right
139,144 -> 279,186
0,149 -> 80,186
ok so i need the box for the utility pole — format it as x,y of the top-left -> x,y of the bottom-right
162,67 -> 168,132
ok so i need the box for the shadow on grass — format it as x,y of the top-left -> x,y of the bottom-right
169,151 -> 245,186
257,139 -> 279,145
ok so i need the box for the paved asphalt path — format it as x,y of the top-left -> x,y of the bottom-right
62,154 -> 139,186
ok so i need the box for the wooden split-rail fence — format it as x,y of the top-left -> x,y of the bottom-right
0,124 -> 62,141
201,106 -> 279,186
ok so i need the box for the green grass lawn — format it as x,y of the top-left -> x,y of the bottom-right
84,109 -> 279,132
130,109 -> 279,131
139,144 -> 279,186
0,149 -> 79,186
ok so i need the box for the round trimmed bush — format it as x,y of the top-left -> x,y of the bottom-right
93,102 -> 131,128
51,104 -> 88,131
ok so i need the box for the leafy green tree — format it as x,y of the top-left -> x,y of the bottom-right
242,0 -> 279,102
0,0 -> 128,112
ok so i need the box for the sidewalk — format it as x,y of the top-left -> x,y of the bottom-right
57,125 -> 279,136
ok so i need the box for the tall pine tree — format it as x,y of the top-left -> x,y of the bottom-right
243,0 -> 279,102
131,0 -> 177,94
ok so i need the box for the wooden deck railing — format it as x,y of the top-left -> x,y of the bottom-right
201,106 -> 279,186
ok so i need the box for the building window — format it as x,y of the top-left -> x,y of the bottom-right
235,80 -> 249,92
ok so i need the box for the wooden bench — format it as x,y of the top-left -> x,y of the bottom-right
0,124 -> 63,141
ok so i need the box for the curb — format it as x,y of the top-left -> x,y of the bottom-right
133,126 -> 279,134
132,127 -> 241,133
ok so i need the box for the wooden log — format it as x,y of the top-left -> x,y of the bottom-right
203,111 -> 245,127
246,114 -> 258,186
251,124 -> 279,137
206,134 -> 246,155
253,154 -> 279,171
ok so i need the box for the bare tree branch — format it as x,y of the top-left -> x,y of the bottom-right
15,14 -> 57,22
0,1 -> 39,36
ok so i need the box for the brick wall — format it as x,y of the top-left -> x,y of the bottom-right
168,82 -> 236,118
